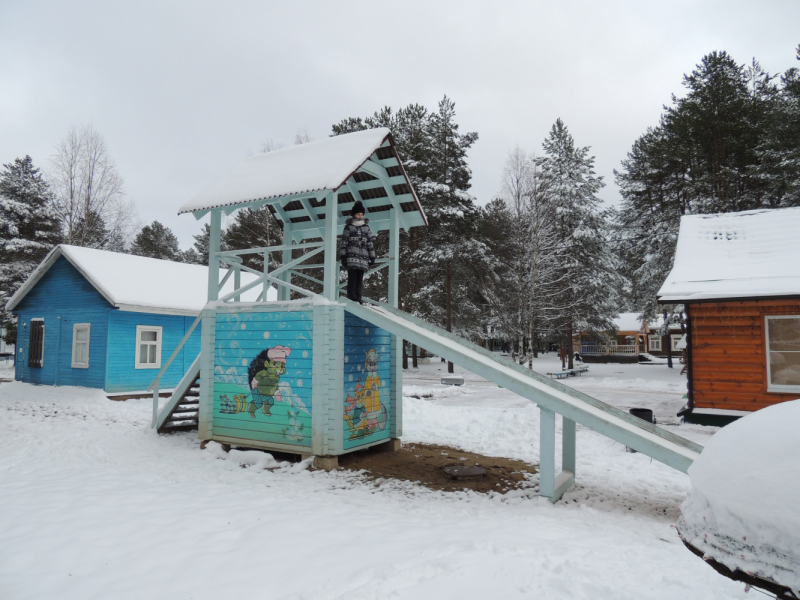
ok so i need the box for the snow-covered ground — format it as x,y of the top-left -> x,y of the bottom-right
0,357 -> 748,599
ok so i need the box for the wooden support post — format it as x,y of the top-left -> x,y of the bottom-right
280,223 -> 293,302
388,208 -> 400,307
539,407 -> 576,503
539,406 -> 556,500
233,266 -> 241,303
323,192 -> 338,301
563,417 -> 576,475
388,208 -> 402,438
207,210 -> 221,302
262,252 -> 269,302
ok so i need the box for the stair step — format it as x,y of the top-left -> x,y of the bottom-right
170,408 -> 200,419
180,399 -> 199,406
164,418 -> 198,428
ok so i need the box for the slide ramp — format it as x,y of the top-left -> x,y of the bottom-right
345,299 -> 702,474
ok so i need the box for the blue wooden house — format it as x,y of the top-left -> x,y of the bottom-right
5,245 -> 266,393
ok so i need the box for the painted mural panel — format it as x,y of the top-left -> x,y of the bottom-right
213,310 -> 313,447
343,313 -> 392,450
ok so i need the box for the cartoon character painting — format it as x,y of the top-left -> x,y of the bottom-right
219,345 -> 291,418
343,348 -> 387,440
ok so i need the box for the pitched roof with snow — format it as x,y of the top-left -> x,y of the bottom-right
177,128 -> 426,238
614,312 -> 646,333
6,245 -> 273,315
657,207 -> 800,303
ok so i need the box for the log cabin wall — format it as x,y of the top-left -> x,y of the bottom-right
690,299 -> 800,411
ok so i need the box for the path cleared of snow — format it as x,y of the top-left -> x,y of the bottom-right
0,357 -> 746,599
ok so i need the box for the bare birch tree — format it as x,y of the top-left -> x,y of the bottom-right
49,124 -> 135,249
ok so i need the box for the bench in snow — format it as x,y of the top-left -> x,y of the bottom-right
441,375 -> 465,386
547,371 -> 572,379
547,367 -> 589,380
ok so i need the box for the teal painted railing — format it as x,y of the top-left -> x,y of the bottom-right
148,314 -> 202,428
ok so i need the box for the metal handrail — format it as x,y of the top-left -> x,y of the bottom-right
149,314 -> 202,428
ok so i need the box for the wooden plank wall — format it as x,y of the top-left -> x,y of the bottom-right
13,256 -> 111,388
691,299 -> 800,411
211,309 -> 314,449
105,311 -> 201,392
342,312 -> 392,451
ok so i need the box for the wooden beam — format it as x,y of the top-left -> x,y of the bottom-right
207,210 -> 221,301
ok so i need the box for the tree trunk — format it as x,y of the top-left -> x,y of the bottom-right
446,260 -> 454,374
567,321 -> 574,370
402,341 -> 408,369
412,344 -> 418,368
665,309 -> 673,369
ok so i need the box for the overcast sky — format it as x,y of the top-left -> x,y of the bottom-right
2,0 -> 798,248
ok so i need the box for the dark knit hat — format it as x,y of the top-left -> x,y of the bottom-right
351,201 -> 366,216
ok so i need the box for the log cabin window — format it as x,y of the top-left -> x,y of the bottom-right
28,319 -> 44,368
72,323 -> 90,368
648,336 -> 661,352
135,325 -> 162,369
765,316 -> 800,391
670,335 -> 683,351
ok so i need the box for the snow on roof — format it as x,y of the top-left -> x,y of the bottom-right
613,312 -> 645,333
178,128 -> 391,215
658,207 -> 800,303
6,245 -> 275,315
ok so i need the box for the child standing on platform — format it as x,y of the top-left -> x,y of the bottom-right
339,200 -> 375,303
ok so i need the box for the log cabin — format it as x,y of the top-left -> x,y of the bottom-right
657,207 -> 800,425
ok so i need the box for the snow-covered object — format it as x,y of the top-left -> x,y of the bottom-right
6,245 -> 275,315
178,128 -> 391,215
658,207 -> 800,302
677,400 -> 800,594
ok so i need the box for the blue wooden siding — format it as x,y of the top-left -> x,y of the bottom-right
13,256 -> 110,388
342,312 -> 392,450
212,310 -> 313,448
105,312 -> 201,393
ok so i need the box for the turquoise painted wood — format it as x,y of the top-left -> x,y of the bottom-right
13,256 -> 110,388
105,311 -> 201,393
211,309 -> 314,448
342,312 -> 392,450
200,303 -> 395,457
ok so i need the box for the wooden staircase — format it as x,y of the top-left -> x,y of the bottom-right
158,373 -> 200,433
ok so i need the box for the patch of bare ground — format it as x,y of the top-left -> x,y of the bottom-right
337,442 -> 537,494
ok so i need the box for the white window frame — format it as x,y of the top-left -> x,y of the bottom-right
765,316 -> 800,392
135,325 -> 163,369
671,334 -> 683,351
71,323 -> 91,368
648,336 -> 662,352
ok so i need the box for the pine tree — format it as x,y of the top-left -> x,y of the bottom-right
0,156 -> 63,345
615,48 -> 800,324
223,206 -> 282,272
130,221 -> 181,261
72,209 -> 109,249
537,120 -> 621,368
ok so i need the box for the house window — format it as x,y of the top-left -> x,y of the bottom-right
72,324 -> 91,368
765,316 -> 800,391
135,325 -> 162,369
649,336 -> 661,352
28,319 -> 44,368
671,335 -> 683,351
